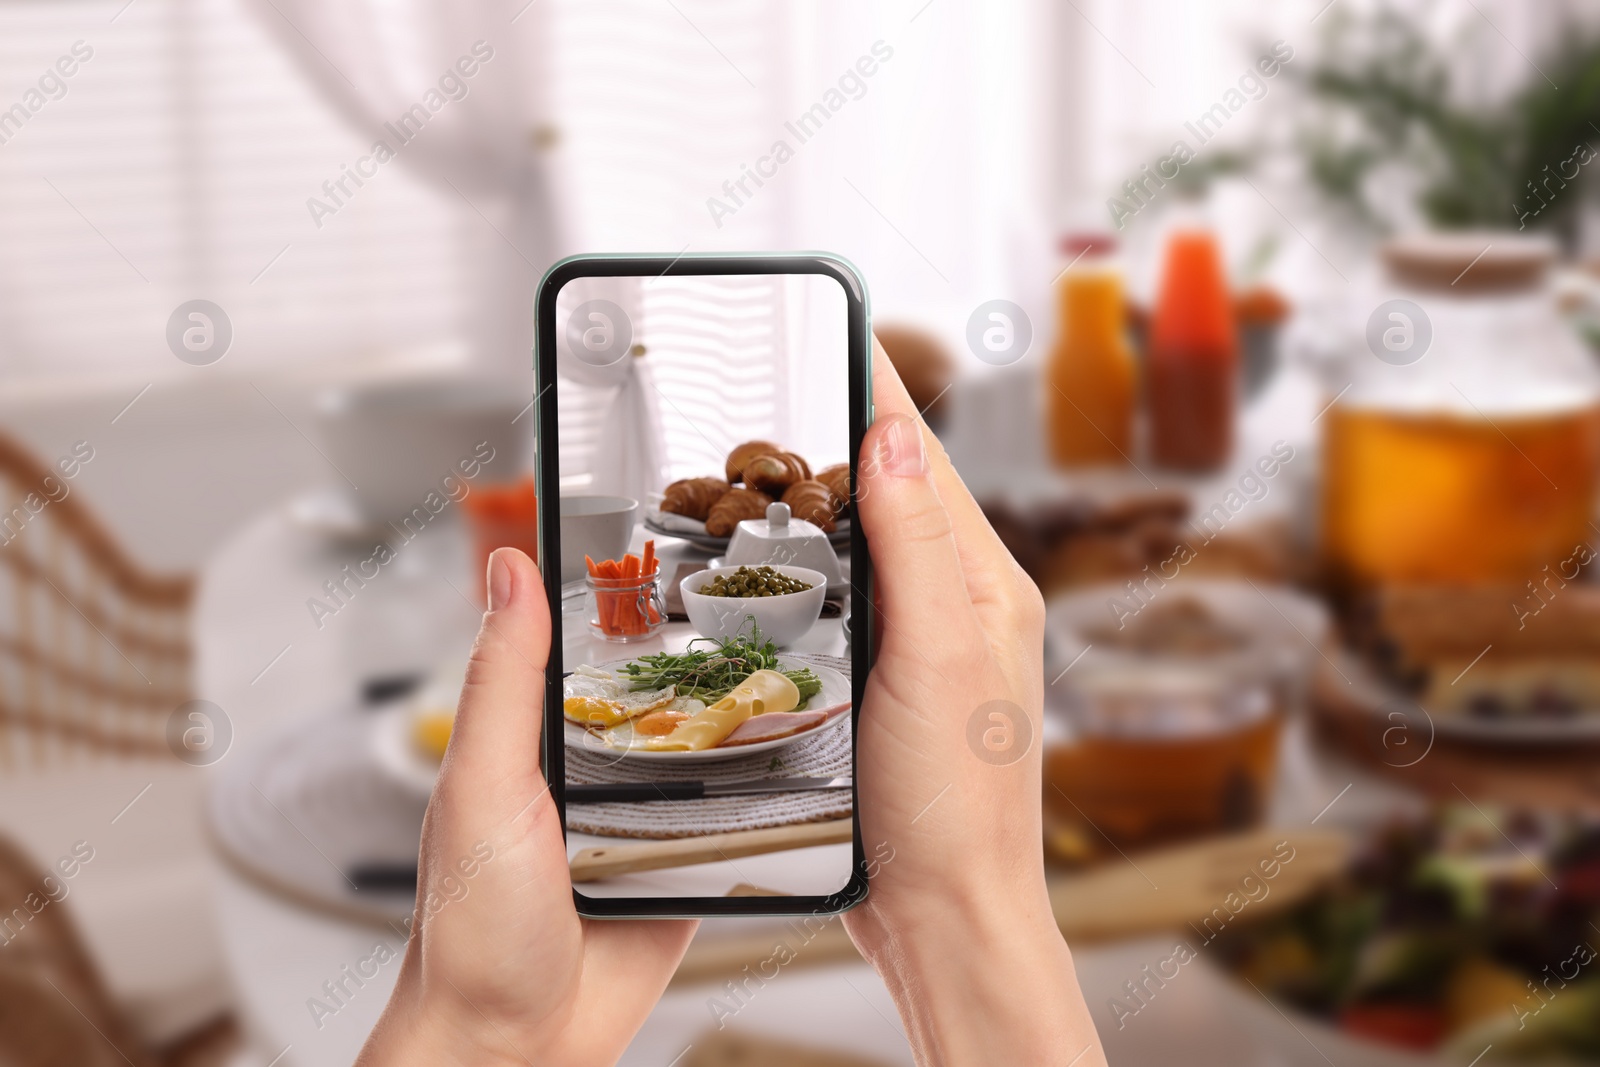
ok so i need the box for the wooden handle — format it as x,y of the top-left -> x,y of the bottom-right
1044,826 -> 1351,943
667,826 -> 1353,987
569,819 -> 854,883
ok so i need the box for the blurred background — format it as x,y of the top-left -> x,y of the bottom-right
7,0 -> 1600,1064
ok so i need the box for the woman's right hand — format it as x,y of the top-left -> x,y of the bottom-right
843,339 -> 1107,1066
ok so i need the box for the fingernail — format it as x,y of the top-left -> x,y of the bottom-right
487,549 -> 514,612
874,414 -> 927,478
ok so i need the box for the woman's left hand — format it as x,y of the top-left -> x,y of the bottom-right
357,547 -> 697,1067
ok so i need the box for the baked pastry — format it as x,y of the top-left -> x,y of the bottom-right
725,440 -> 781,485
705,487 -> 772,537
660,477 -> 730,521
816,463 -> 850,512
781,480 -> 837,533
743,451 -> 812,496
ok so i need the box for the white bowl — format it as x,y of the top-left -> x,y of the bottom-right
558,494 -> 638,586
313,377 -> 529,523
679,565 -> 827,648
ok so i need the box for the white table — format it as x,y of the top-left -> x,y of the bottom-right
196,499 -> 1394,1067
197,505 -> 876,1066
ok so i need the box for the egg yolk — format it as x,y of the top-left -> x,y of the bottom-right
564,695 -> 627,727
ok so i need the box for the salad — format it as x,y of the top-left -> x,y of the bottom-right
1216,807 -> 1600,1061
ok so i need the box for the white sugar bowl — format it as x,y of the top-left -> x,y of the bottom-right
725,503 -> 844,591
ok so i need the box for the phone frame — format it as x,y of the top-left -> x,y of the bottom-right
534,253 -> 873,918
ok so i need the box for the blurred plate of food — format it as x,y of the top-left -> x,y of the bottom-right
1331,584 -> 1600,744
369,664 -> 463,796
1208,806 -> 1600,1065
562,632 -> 849,763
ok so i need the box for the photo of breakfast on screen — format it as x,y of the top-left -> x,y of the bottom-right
550,273 -> 856,900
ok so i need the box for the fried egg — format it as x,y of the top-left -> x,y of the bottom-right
561,670 -> 677,729
596,696 -> 706,747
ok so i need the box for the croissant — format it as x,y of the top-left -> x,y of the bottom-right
781,480 -> 837,533
725,440 -> 781,485
705,487 -> 772,538
743,451 -> 811,496
660,477 -> 730,521
816,464 -> 850,513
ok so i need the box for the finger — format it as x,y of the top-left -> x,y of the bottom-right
870,342 -> 1036,635
858,369 -> 982,657
438,547 -> 549,807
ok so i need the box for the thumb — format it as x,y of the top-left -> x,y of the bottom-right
857,412 -> 980,655
439,547 -> 549,804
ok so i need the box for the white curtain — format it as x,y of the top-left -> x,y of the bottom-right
243,0 -> 560,382
553,275 -> 665,508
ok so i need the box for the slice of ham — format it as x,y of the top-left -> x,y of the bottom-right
721,710 -> 828,746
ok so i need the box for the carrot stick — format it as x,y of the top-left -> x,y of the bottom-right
585,554 -> 599,578
641,540 -> 655,577
600,558 -> 621,579
623,553 -> 641,579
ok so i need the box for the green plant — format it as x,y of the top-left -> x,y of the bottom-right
1289,6 -> 1600,244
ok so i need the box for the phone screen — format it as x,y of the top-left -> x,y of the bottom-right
537,257 -> 868,913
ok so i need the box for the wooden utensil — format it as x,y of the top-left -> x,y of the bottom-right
569,819 -> 853,883
667,825 -> 1353,987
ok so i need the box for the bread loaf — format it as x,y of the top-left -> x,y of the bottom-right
815,464 -> 850,513
705,487 -> 772,537
743,451 -> 811,496
660,477 -> 730,521
725,440 -> 781,485
781,480 -> 837,533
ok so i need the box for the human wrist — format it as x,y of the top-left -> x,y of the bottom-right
854,880 -> 1096,1066
357,970 -> 535,1067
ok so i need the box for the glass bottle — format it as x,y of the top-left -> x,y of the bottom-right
1047,234 -> 1138,467
1147,229 -> 1238,472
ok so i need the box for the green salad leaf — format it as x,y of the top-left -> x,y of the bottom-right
618,626 -> 822,707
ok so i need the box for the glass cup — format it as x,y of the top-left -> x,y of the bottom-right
1044,662 -> 1285,856
1042,579 -> 1325,861
587,572 -> 665,642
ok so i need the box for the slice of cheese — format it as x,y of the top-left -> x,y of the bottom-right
645,669 -> 801,751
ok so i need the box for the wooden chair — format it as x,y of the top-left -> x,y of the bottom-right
0,431 -> 193,767
0,833 -> 160,1067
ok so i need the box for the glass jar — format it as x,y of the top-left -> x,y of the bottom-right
586,572 -> 665,642
1314,233 -> 1600,587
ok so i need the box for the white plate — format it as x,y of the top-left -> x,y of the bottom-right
563,656 -> 851,763
1200,958 -> 1482,1067
643,512 -> 850,552
1326,648 -> 1600,746
370,703 -> 444,797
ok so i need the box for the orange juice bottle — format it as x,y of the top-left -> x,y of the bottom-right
1048,235 -> 1137,467
1147,229 -> 1238,472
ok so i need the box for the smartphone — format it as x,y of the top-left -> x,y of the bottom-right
534,254 -> 872,917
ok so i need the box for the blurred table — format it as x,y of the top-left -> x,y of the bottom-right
196,489 -> 1421,1067
195,501 -> 858,1066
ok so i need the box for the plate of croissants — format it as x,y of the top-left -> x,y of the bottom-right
647,440 -> 851,551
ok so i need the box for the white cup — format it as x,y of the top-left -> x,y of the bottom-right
558,495 -> 639,585
313,378 -> 530,524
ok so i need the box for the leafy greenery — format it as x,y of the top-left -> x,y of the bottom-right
617,627 -> 821,705
1289,6 -> 1600,243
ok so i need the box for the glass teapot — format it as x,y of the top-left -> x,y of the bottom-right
1312,233 -> 1600,587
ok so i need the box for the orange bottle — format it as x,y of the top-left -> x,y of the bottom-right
1147,230 -> 1238,472
1048,235 -> 1138,467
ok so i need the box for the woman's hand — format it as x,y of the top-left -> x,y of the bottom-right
843,342 -> 1107,1067
355,548 -> 697,1067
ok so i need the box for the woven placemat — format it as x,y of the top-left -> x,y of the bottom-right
208,710 -> 424,923
564,654 -> 854,839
